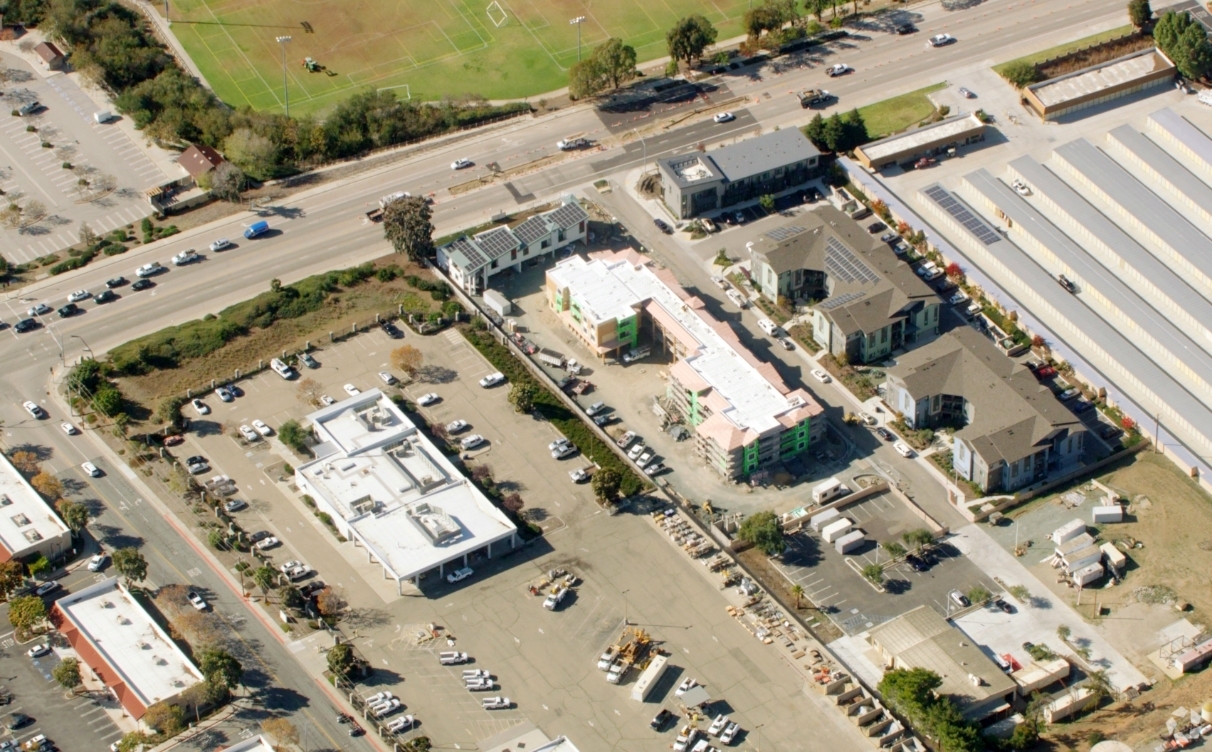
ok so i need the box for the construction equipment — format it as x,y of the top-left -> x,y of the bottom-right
607,627 -> 652,684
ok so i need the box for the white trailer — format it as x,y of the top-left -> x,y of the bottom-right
1099,541 -> 1126,573
809,507 -> 841,532
630,654 -> 669,702
834,530 -> 865,554
812,478 -> 849,504
820,519 -> 853,544
484,289 -> 512,316
1091,505 -> 1123,524
1051,518 -> 1085,545
1071,562 -> 1104,586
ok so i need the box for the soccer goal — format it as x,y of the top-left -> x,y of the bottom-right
486,0 -> 508,28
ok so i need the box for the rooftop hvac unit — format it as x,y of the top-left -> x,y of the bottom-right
968,673 -> 983,687
101,600 -> 113,609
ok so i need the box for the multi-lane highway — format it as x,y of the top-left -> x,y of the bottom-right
0,0 -> 1126,747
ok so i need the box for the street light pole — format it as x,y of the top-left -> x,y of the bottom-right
275,36 -> 292,117
570,17 -> 586,62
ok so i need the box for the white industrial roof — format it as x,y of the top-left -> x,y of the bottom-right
0,453 -> 69,559
1027,48 -> 1171,107
858,113 -> 985,163
300,390 -> 515,582
55,578 -> 204,708
548,255 -> 807,435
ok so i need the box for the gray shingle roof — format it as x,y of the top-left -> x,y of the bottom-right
707,128 -> 820,183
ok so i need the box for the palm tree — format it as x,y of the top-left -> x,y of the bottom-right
791,584 -> 804,609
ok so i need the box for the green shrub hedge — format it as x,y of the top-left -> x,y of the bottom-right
461,327 -> 645,497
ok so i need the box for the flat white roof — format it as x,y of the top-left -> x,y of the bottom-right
220,737 -> 275,752
1028,48 -> 1171,108
858,113 -> 984,162
55,578 -> 204,708
300,390 -> 515,581
549,255 -> 807,435
0,453 -> 70,558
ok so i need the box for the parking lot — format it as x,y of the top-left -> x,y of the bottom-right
0,49 -> 171,264
774,490 -> 996,636
0,632 -> 124,752
168,321 -> 881,751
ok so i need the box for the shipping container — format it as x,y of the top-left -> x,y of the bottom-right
1091,505 -> 1123,524
820,519 -> 853,543
834,530 -> 865,554
809,507 -> 841,532
1051,518 -> 1086,545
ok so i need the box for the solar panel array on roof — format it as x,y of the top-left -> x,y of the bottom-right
476,227 -> 520,260
512,215 -> 550,246
766,225 -> 807,241
924,185 -> 1000,245
451,237 -> 488,271
824,236 -> 879,284
548,201 -> 588,229
818,290 -> 867,310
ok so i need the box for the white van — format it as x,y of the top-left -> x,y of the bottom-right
439,651 -> 469,665
757,318 -> 779,336
270,358 -> 294,379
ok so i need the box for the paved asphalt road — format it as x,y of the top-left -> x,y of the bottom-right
0,0 -> 1127,748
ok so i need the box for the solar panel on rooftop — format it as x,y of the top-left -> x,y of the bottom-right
924,185 -> 1001,245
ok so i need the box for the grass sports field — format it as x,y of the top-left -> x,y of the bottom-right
168,0 -> 750,115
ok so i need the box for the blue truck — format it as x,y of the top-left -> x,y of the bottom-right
243,220 -> 269,239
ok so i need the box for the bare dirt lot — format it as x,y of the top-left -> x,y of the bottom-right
1001,452 -> 1212,749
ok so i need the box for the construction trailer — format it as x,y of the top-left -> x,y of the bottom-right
1071,562 -> 1105,586
809,507 -> 841,532
1043,688 -> 1095,724
1011,658 -> 1071,696
1091,505 -> 1124,524
1052,519 -> 1086,545
821,519 -> 854,544
630,653 -> 669,701
834,530 -> 865,554
1100,542 -> 1127,574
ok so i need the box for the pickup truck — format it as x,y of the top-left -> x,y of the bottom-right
543,585 -> 568,610
557,137 -> 590,150
798,89 -> 832,108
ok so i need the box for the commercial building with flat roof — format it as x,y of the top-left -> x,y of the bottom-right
1022,47 -> 1174,121
435,196 -> 588,294
50,578 -> 205,721
547,250 -> 824,480
886,328 -> 1085,493
866,606 -> 1016,722
657,129 -> 822,219
295,390 -> 518,593
0,452 -> 71,564
748,206 -> 940,364
854,113 -> 987,171
221,737 -> 275,752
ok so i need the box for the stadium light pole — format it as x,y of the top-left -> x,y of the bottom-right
570,16 -> 586,62
276,35 -> 292,117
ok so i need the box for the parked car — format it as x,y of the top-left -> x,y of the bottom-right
378,371 -> 397,385
192,399 -> 210,415
188,591 -> 208,610
254,536 -> 280,551
320,395 -> 335,406
447,567 -> 474,583
949,590 -> 971,608
616,431 -> 636,449
1057,274 -> 1077,293
215,386 -> 234,402
417,392 -> 440,406
343,383 -> 361,396
720,722 -> 740,744
33,581 -> 59,597
88,553 -> 109,572
653,218 -> 673,234
651,709 -> 675,731
238,425 -> 260,442
1072,399 -> 1095,413
1058,387 -> 1080,401
569,467 -> 589,483
299,352 -> 318,369
445,419 -> 468,433
995,599 -> 1015,614
551,443 -> 577,459
223,499 -> 247,513
482,697 -> 511,710
1098,424 -> 1123,440
893,441 -> 914,458
811,369 -> 831,383
958,87 -> 974,98
585,401 -> 606,417
479,372 -> 505,388
461,434 -> 486,450
905,554 -> 927,572
548,437 -> 571,451
636,450 -> 654,468
628,443 -> 646,460
25,645 -> 49,659
644,462 -> 665,476
1012,179 -> 1032,197
675,677 -> 698,697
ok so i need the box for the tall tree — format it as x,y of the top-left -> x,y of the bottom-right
842,108 -> 869,150
591,468 -> 621,503
327,642 -> 355,678
666,15 -> 718,68
391,345 -> 423,377
253,566 -> 276,594
262,718 -> 300,749
593,38 -> 638,90
822,113 -> 845,152
737,511 -> 784,556
0,561 -> 24,599
30,472 -> 63,500
382,196 -> 435,261
198,646 -> 244,690
878,667 -> 943,722
112,547 -> 148,588
1128,0 -> 1152,27
209,162 -> 245,202
53,657 -> 82,693
568,58 -> 606,100
8,594 -> 46,637
507,382 -> 538,413
55,499 -> 90,533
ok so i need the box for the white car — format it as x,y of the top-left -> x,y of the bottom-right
811,369 -> 831,384
569,467 -> 589,483
447,566 -> 474,583
720,722 -> 740,744
254,536 -> 280,550
958,87 -> 974,98
675,677 -> 698,697
251,419 -> 273,436
551,443 -> 576,459
713,112 -> 735,123
636,450 -> 654,468
320,394 -> 335,406
23,400 -> 43,418
709,714 -> 730,737
1058,387 -> 1080,401
465,677 -> 494,690
209,238 -> 231,252
135,261 -> 163,277
826,63 -> 851,77
446,419 -> 469,433
371,699 -> 401,717
461,434 -> 486,450
34,580 -> 60,596
67,289 -> 91,303
187,591 -> 208,610
386,715 -> 416,731
482,697 -> 511,710
893,440 -> 914,458
928,33 -> 956,47
548,436 -> 570,452
644,461 -> 665,476
172,249 -> 199,265
279,560 -> 303,573
83,462 -> 101,477
87,553 -> 108,572
27,302 -> 51,316
417,392 -> 440,406
26,644 -> 50,658
378,371 -> 397,385
364,691 -> 393,705
616,430 -> 636,449
1011,179 -> 1031,196
479,372 -> 505,388
192,398 -> 210,415
628,443 -> 646,460
343,383 -> 360,396
948,291 -> 967,306
60,422 -> 78,435
238,425 -> 260,442
215,386 -> 234,402
451,158 -> 473,170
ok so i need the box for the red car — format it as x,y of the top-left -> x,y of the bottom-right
1033,365 -> 1056,380
164,435 -> 185,446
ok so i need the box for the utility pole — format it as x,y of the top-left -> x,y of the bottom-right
570,17 -> 586,62
276,36 -> 292,117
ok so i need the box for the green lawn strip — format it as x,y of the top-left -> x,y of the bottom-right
857,83 -> 947,140
992,25 -> 1134,75
460,326 -> 647,497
